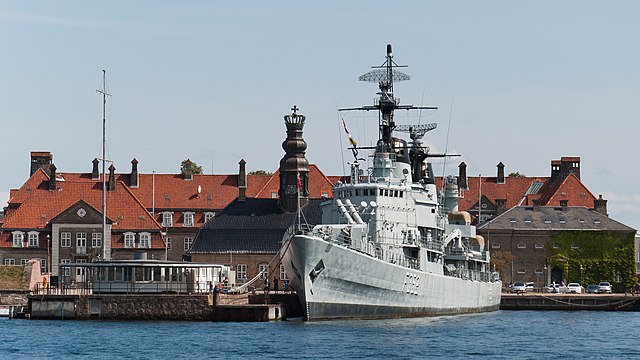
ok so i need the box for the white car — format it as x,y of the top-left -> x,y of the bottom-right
511,281 -> 527,293
598,282 -> 612,294
566,283 -> 583,294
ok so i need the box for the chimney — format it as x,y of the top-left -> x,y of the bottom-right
560,199 -> 568,210
560,156 -> 581,180
497,162 -> 505,184
496,198 -> 507,215
183,159 -> 193,181
30,151 -> 53,176
458,162 -> 468,190
550,160 -> 561,183
238,159 -> 247,202
48,163 -> 57,191
91,158 -> 99,180
108,164 -> 116,191
594,194 -> 608,216
532,199 -> 541,210
130,158 -> 139,188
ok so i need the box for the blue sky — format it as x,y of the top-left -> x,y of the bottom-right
1,1 -> 639,230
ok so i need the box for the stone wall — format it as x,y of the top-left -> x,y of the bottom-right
76,294 -> 212,320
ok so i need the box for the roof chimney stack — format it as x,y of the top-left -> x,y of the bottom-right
108,164 -> 116,191
183,159 -> 193,181
560,199 -> 568,210
31,151 -> 53,176
130,158 -> 139,188
238,159 -> 247,202
458,162 -> 468,190
91,158 -> 99,180
48,163 -> 57,191
594,194 -> 608,216
497,162 -> 505,184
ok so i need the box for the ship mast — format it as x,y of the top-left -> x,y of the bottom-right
96,70 -> 110,261
339,44 -> 438,153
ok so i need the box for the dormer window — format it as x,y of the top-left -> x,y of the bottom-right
139,232 -> 151,248
124,232 -> 135,248
204,212 -> 216,223
28,231 -> 39,247
183,212 -> 194,227
12,232 -> 24,248
162,212 -> 173,227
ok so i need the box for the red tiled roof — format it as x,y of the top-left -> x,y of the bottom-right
450,176 -> 540,211
544,173 -> 596,207
1,180 -> 161,232
253,164 -> 335,199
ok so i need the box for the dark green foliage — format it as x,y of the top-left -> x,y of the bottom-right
180,160 -> 203,175
249,170 -> 273,176
508,172 -> 526,178
548,231 -> 636,292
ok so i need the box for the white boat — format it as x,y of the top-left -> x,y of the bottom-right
281,44 -> 502,320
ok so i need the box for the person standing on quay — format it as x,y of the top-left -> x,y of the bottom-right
273,276 -> 279,293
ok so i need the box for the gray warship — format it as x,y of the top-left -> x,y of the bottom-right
281,44 -> 502,321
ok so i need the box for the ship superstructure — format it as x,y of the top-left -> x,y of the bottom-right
282,45 -> 501,320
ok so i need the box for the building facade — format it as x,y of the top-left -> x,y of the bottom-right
478,204 -> 636,291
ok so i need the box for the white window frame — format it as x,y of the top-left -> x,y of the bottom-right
183,237 -> 193,252
236,264 -> 247,280
40,258 -> 47,274
491,243 -> 501,249
162,212 -> 173,227
20,259 -> 29,265
61,259 -> 71,277
280,264 -> 288,281
12,231 -> 24,248
61,232 -> 72,247
517,268 -> 526,274
535,243 -> 544,249
124,232 -> 135,248
28,231 -> 39,247
517,242 -> 526,249
183,212 -> 194,227
91,232 -> 102,248
259,263 -> 269,279
204,212 -> 215,223
4,259 -> 15,265
76,232 -> 87,247
139,232 -> 151,248
165,237 -> 172,250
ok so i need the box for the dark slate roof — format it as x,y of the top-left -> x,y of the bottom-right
190,198 -> 323,254
478,206 -> 636,232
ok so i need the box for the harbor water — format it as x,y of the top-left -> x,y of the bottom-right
2,310 -> 639,359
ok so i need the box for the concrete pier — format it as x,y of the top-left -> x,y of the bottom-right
500,293 -> 640,311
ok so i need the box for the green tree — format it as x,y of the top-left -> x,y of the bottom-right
508,172 -> 526,178
249,170 -> 273,176
180,159 -> 203,175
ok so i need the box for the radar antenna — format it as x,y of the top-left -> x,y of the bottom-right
395,123 -> 437,142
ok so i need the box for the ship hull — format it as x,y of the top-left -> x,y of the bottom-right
282,234 -> 502,321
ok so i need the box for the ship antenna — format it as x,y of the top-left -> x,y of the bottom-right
441,96 -> 454,189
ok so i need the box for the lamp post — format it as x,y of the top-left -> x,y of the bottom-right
580,264 -> 584,285
543,264 -> 548,288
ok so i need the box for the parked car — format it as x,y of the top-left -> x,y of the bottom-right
511,281 -> 527,293
548,283 -> 560,293
525,282 -> 534,292
586,284 -> 600,294
598,282 -> 612,294
566,283 -> 583,294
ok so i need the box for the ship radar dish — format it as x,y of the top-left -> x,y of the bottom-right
358,68 -> 410,83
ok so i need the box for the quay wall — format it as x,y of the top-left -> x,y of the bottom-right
29,294 -> 285,321
501,293 -> 640,311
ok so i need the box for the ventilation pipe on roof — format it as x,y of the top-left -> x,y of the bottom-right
92,158 -> 99,180
497,162 -> 505,184
130,158 -> 139,188
48,164 -> 57,191
238,159 -> 247,202
108,164 -> 116,191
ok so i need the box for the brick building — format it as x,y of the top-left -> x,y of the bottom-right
478,204 -> 636,291
0,165 -> 164,283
